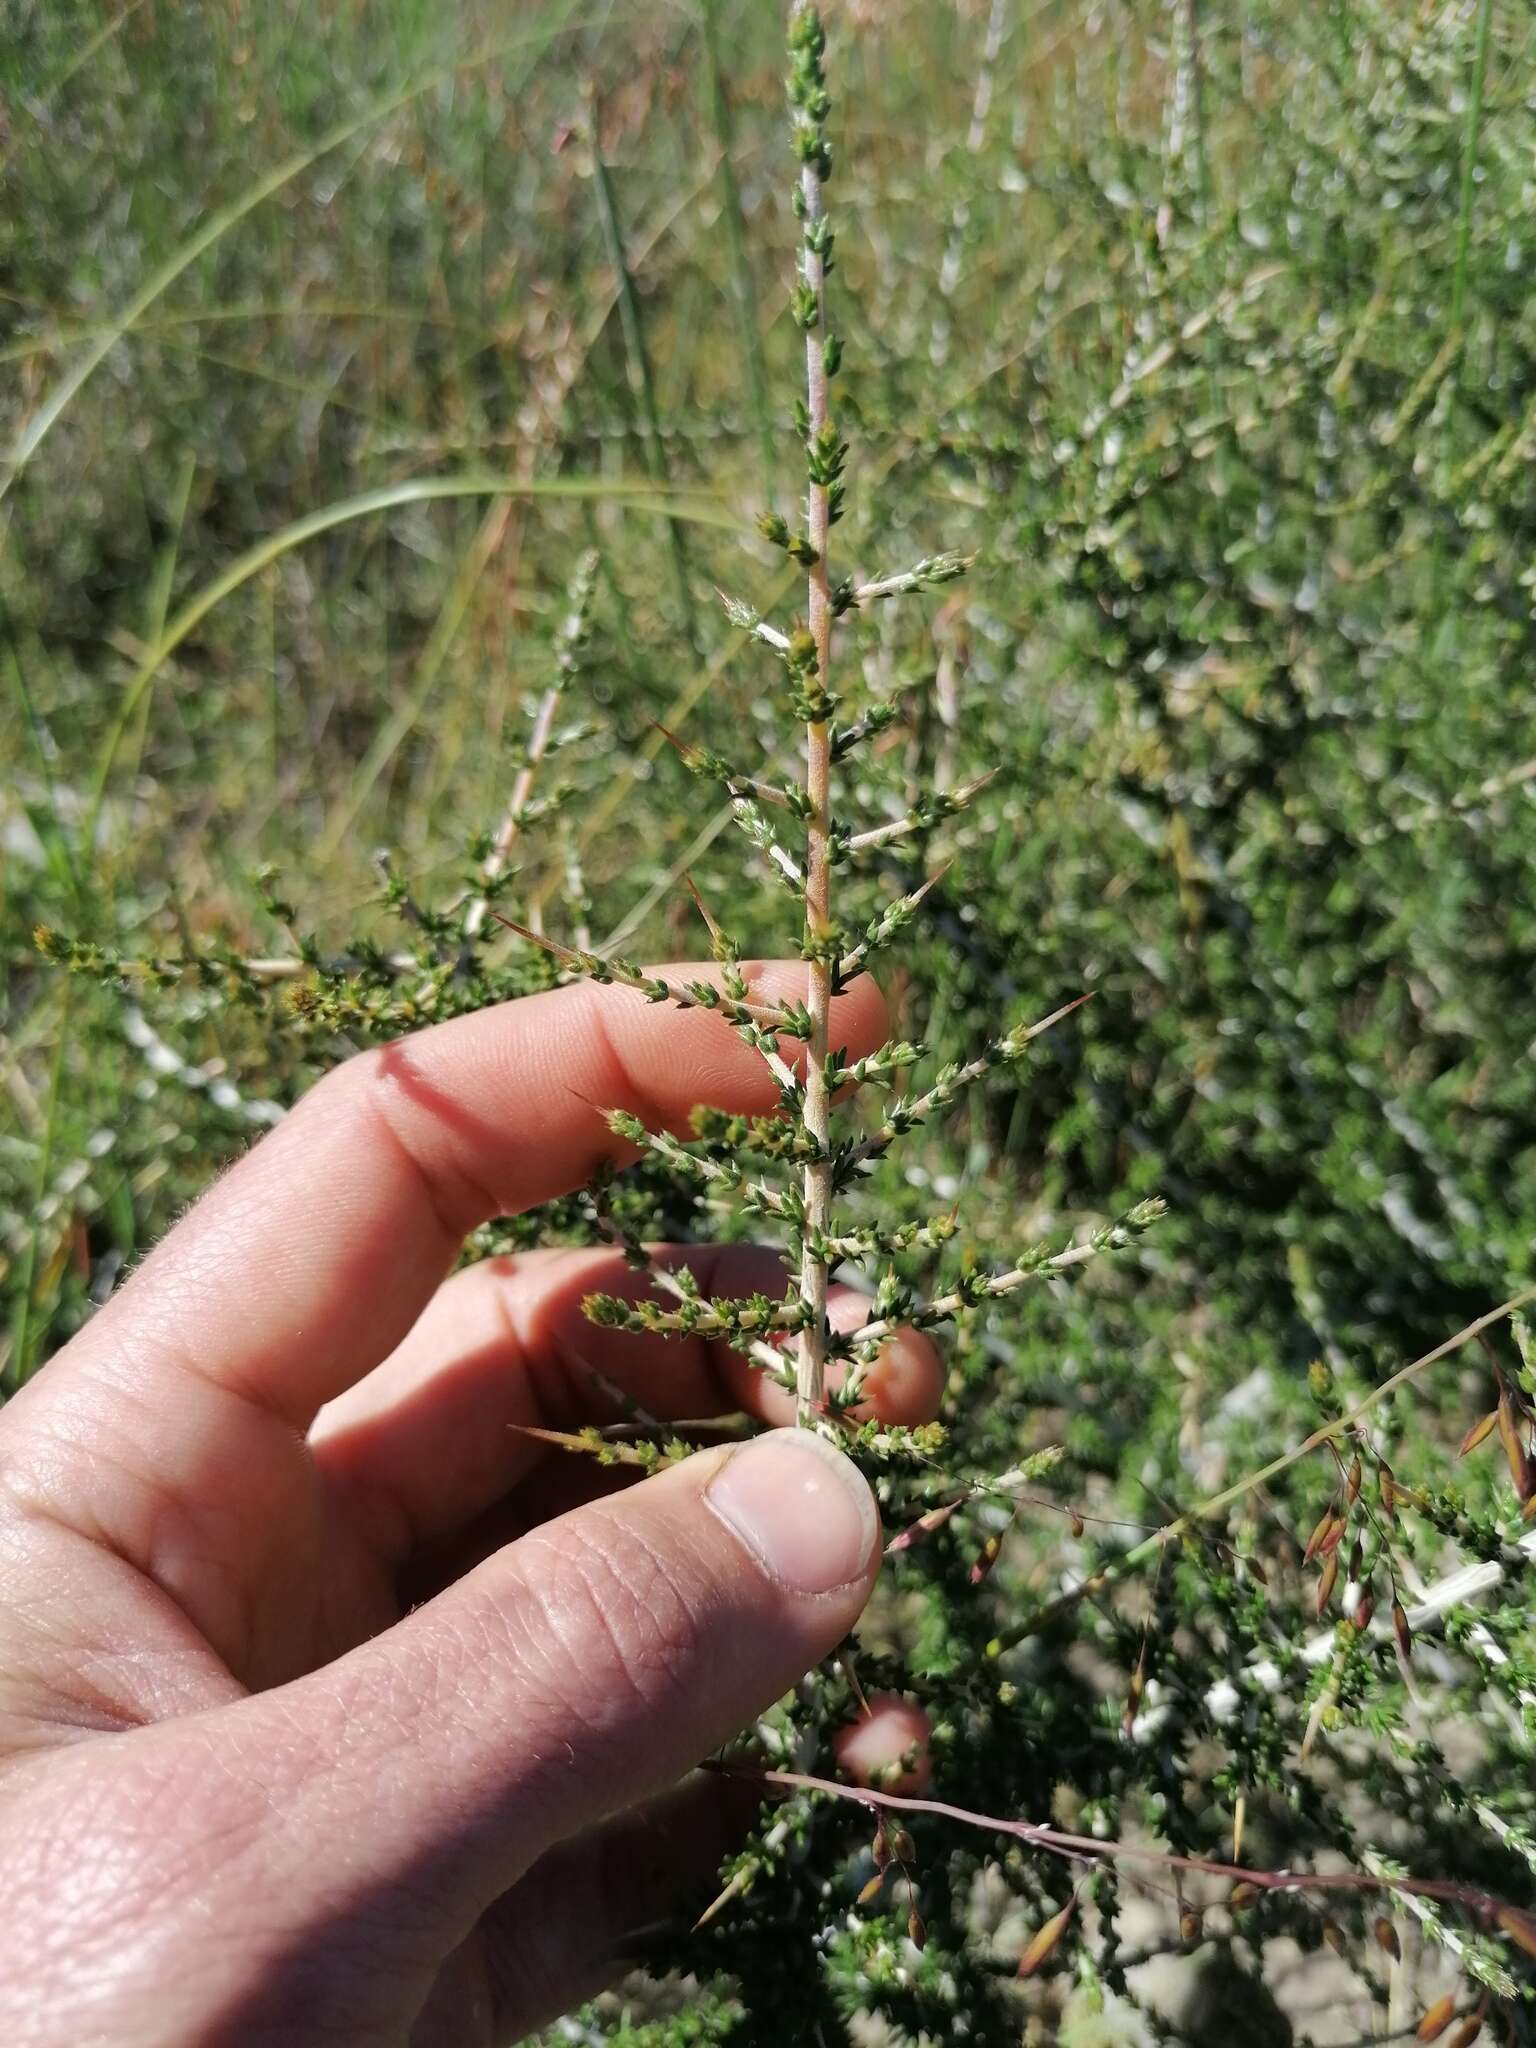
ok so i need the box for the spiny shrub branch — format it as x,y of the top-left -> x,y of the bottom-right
526,3 -> 1137,1455
709,1763 -> 1536,1959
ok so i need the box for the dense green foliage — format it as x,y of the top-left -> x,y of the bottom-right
4,1 -> 1536,2041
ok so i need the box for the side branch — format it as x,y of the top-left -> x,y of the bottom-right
710,1764 -> 1536,1948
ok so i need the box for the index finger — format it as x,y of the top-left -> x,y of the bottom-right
61,964 -> 887,1428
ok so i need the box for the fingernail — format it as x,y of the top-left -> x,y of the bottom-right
706,1428 -> 877,1594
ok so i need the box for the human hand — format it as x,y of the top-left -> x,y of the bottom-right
0,965 -> 942,2045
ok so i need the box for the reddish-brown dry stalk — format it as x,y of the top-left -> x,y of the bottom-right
712,1762 -> 1536,1947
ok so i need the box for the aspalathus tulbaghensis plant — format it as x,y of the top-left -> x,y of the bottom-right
526,6 -> 1161,1453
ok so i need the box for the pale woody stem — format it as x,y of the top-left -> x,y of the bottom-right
461,684 -> 561,941
797,154 -> 833,1427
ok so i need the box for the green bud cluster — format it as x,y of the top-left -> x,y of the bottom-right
786,626 -> 836,724
807,420 -> 848,525
583,1286 -> 807,1346
825,1040 -> 925,1090
756,508 -> 819,565
691,1105 -> 826,1164
799,922 -> 846,969
787,5 -> 833,178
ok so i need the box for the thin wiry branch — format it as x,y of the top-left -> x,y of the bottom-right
850,553 -> 973,605
709,1763 -> 1536,1952
463,549 -> 597,941
486,913 -> 798,1035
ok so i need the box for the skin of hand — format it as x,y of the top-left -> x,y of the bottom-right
0,963 -> 943,2047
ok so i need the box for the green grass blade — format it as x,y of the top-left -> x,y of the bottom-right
590,141 -> 700,652
84,474 -> 734,856
0,302 -> 488,369
0,5 -> 585,505
316,495 -> 516,863
1450,0 -> 1495,340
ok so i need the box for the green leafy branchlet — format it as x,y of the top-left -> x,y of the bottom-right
574,7 -> 1147,1444
32,548 -> 620,1042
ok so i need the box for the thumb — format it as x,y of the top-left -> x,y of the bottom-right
244,1428 -> 879,1945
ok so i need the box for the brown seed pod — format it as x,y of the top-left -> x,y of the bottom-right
907,1909 -> 926,1949
1230,1882 -> 1259,1910
1017,1898 -> 1075,1979
1316,1550 -> 1340,1616
1496,1392 -> 1534,1501
1304,1508 -> 1339,1565
1180,1909 -> 1202,1943
1495,1904 -> 1536,1959
1416,1994 -> 1458,2042
1374,1914 -> 1401,1959
1353,1588 -> 1377,1633
1445,2016 -> 1484,2048
887,1500 -> 963,1553
1380,1466 -> 1398,1520
1349,1534 -> 1365,1583
1393,1598 -> 1414,1661
1070,1512 -> 1086,1539
856,1870 -> 887,1907
969,1533 -> 1003,1585
890,1828 -> 915,1865
1322,1919 -> 1347,1957
1347,1455 -> 1363,1502
1122,1654 -> 1148,1736
1459,1410 -> 1498,1457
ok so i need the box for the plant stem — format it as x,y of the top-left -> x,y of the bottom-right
1449,0 -> 1493,342
797,144 -> 833,1427
1170,0 -> 1206,223
710,1763 -> 1536,1935
468,682 -> 557,924
463,550 -> 597,942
